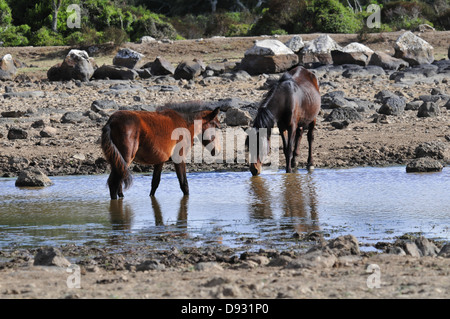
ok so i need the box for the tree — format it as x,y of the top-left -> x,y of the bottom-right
51,0 -> 62,32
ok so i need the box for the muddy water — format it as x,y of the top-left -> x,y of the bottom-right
0,167 -> 449,251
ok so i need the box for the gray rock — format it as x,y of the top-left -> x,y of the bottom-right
403,241 -> 422,257
267,255 -> 293,267
332,42 -> 374,66
299,34 -> 341,68
394,31 -> 434,65
406,157 -> 443,173
61,112 -> 85,124
113,48 -> 144,69
7,128 -> 27,140
327,235 -> 360,256
369,51 -> 409,70
405,100 -> 422,111
438,244 -> 450,258
414,141 -> 450,161
284,35 -> 304,53
39,126 -> 57,138
225,108 -> 252,126
174,59 -> 205,80
417,102 -> 441,117
15,168 -> 53,187
0,54 -> 18,80
378,96 -> 406,116
33,247 -> 71,267
387,246 -> 406,255
93,65 -> 139,80
325,107 -> 362,122
143,56 -> 175,75
415,237 -> 440,256
47,50 -> 95,82
91,100 -> 119,113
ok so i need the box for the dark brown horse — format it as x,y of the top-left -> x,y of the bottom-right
249,66 -> 321,176
102,102 -> 220,199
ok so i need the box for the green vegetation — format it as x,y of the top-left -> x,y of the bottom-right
0,0 -> 448,47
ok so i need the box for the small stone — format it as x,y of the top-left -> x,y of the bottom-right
15,168 -> 53,187
33,247 -> 71,267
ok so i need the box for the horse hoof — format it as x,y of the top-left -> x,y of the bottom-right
307,165 -> 315,171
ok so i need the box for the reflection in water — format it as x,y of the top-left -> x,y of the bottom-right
150,196 -> 189,229
281,173 -> 319,233
108,196 -> 190,244
248,172 -> 320,235
248,176 -> 273,219
109,200 -> 134,231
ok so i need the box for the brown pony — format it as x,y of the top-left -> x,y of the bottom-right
249,66 -> 321,176
102,102 -> 220,199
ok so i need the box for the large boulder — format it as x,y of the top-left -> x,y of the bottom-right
284,35 -> 304,53
15,168 -> 53,187
331,42 -> 374,66
142,56 -> 175,75
174,59 -> 205,80
240,39 -> 298,75
299,35 -> 341,68
93,64 -> 139,80
47,49 -> 96,82
368,51 -> 409,70
112,48 -> 144,69
406,157 -> 443,173
0,54 -> 18,80
393,31 -> 434,66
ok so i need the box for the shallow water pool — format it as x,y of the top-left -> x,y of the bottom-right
0,166 -> 449,251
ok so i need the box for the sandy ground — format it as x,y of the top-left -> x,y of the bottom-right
0,31 -> 449,299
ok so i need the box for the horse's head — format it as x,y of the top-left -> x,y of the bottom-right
198,107 -> 221,156
248,127 -> 270,176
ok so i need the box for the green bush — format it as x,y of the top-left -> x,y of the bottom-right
131,14 -> 178,41
303,0 -> 362,33
102,26 -> 129,45
0,0 -> 12,27
0,24 -> 30,46
30,27 -> 65,46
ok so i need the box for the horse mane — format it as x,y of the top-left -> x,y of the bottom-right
253,71 -> 294,132
156,101 -> 213,124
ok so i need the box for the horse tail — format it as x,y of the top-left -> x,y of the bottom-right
101,122 -> 132,190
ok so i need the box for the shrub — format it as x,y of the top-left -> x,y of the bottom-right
131,14 -> 178,40
102,26 -> 129,45
30,27 -> 65,46
0,25 -> 30,46
0,0 -> 12,27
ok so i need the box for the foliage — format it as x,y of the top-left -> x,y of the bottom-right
0,0 -> 448,47
0,0 -> 12,27
0,25 -> 31,46
30,27 -> 65,46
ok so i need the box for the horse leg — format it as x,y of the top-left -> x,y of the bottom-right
285,126 -> 296,173
150,163 -> 164,197
108,169 -> 122,200
174,162 -> 189,195
306,119 -> 316,170
291,126 -> 304,169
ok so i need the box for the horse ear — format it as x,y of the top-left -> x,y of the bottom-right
204,107 -> 220,122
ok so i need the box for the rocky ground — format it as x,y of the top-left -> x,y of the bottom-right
0,32 -> 449,299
